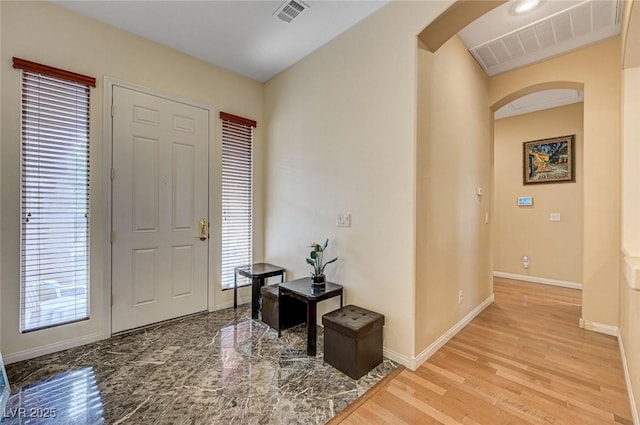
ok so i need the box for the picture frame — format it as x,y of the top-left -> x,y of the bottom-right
523,135 -> 575,185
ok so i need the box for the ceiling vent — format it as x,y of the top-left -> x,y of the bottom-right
469,0 -> 622,76
274,0 -> 309,23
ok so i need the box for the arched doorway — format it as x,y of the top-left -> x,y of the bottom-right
418,2 -> 621,331
491,86 -> 585,299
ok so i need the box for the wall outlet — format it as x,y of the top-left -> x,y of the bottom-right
523,256 -> 529,269
458,290 -> 463,304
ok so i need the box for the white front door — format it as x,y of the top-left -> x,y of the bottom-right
111,86 -> 209,333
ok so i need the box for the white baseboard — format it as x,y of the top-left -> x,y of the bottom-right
578,318 -> 618,336
4,332 -> 105,365
383,347 -> 411,369
410,293 -> 495,371
619,333 -> 640,425
493,271 -> 582,290
213,295 -> 251,311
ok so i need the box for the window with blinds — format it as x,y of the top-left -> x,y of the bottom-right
220,112 -> 256,290
13,58 -> 95,332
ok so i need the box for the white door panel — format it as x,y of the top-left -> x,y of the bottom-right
112,86 -> 209,333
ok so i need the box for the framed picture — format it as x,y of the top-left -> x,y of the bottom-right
523,135 -> 575,185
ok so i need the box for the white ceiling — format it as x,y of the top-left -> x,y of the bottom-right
54,0 -> 390,83
55,0 -> 620,115
459,0 -> 622,77
460,0 -> 620,119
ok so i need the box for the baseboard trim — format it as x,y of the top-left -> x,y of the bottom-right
493,271 -> 582,290
578,318 -> 618,336
383,347 -> 411,369
410,293 -> 495,371
4,332 -> 104,365
212,296 -> 251,311
619,333 -> 640,425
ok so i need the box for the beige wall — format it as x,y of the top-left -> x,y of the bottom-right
1,1 -> 264,361
415,36 -> 492,353
622,67 -> 640,257
489,38 -> 621,327
263,0 -> 453,365
622,66 -> 640,420
494,103 -> 584,284
621,1 -> 640,416
620,274 -> 640,418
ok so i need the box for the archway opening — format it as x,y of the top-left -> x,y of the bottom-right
492,86 -> 585,299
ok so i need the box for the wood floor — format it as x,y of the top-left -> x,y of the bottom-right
329,278 -> 633,425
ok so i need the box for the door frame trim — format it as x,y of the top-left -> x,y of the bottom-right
102,77 -> 217,339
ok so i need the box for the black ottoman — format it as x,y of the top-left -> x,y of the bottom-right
260,284 -> 306,331
322,305 -> 384,379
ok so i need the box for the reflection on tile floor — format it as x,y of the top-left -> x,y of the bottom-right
2,305 -> 396,424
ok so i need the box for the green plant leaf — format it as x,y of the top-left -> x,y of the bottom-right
310,251 -> 317,259
320,257 -> 338,274
324,257 -> 338,266
323,238 -> 329,250
306,258 -> 315,266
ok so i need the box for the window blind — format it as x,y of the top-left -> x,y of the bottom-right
14,58 -> 95,332
220,112 -> 256,290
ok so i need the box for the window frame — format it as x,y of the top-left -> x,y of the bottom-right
13,58 -> 95,333
220,112 -> 256,291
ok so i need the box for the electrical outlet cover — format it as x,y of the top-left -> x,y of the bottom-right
336,213 -> 351,227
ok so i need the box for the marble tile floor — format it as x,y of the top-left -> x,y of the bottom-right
2,304 -> 396,425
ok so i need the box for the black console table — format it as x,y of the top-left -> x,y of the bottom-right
234,263 -> 285,319
277,278 -> 343,356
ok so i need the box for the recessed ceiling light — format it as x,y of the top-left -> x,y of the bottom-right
515,0 -> 540,14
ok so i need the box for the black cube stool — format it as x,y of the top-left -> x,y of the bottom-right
322,305 -> 384,379
260,284 -> 306,331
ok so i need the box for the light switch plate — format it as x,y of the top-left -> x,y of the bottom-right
336,213 -> 351,227
550,213 -> 561,222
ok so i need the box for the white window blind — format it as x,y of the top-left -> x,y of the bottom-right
14,58 -> 95,332
220,112 -> 256,290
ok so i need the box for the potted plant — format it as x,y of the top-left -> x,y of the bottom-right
306,238 -> 338,290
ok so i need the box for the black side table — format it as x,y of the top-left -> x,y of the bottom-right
234,263 -> 286,319
278,278 -> 344,356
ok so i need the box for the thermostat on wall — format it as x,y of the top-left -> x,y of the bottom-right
518,197 -> 533,206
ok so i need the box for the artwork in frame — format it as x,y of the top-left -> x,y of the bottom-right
523,135 -> 575,185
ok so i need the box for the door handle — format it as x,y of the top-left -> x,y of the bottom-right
198,218 -> 209,241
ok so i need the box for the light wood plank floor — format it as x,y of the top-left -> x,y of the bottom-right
329,278 -> 633,425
